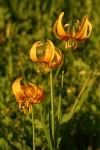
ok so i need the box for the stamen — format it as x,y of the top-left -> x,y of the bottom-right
22,106 -> 27,114
29,105 -> 32,114
19,102 -> 22,109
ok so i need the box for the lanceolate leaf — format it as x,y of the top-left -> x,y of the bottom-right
61,76 -> 96,124
41,115 -> 53,150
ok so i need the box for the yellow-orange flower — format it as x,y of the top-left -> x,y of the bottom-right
30,39 -> 63,72
12,77 -> 45,114
53,12 -> 92,49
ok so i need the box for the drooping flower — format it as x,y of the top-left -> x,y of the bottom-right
53,12 -> 92,49
12,77 -> 45,114
30,39 -> 63,72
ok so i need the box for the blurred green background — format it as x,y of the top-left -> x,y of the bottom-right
0,0 -> 100,149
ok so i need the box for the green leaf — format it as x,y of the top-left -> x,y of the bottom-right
75,77 -> 96,112
61,74 -> 96,124
61,111 -> 74,124
41,115 -> 53,150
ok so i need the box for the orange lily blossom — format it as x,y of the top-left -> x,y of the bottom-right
30,39 -> 63,72
12,77 -> 45,114
53,12 -> 92,49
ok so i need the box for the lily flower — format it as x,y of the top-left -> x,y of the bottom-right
53,12 -> 92,49
12,77 -> 45,114
30,39 -> 63,72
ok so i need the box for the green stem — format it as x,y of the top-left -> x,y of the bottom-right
32,106 -> 35,150
58,71 -> 64,121
50,69 -> 54,140
54,49 -> 67,84
19,62 -> 27,84
54,64 -> 62,83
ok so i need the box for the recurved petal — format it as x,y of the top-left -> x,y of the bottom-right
30,41 -> 43,62
79,21 -> 92,40
56,12 -> 70,39
74,15 -> 87,39
43,39 -> 55,63
75,15 -> 92,40
53,20 -> 63,40
85,20 -> 92,38
12,77 -> 23,95
49,48 -> 63,68
76,20 -> 81,29
55,48 -> 62,61
12,77 -> 26,103
64,23 -> 70,28
56,12 -> 67,36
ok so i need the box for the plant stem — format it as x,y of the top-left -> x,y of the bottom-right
58,71 -> 64,121
50,69 -> 54,140
54,64 -> 62,83
32,106 -> 35,150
